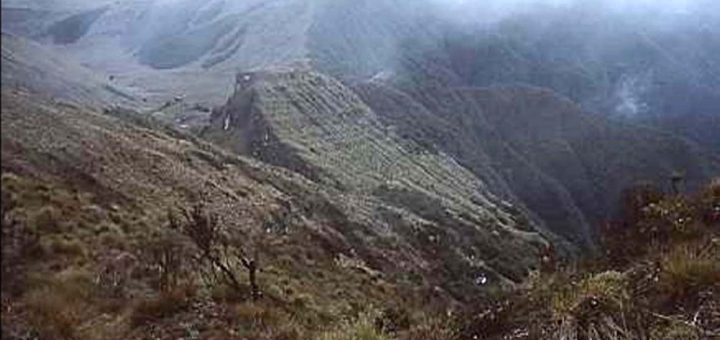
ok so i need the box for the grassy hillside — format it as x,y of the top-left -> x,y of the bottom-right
1,33 -> 139,108
203,70 -> 553,297
0,89 -> 467,339
4,88 -> 713,338
462,179 -> 720,339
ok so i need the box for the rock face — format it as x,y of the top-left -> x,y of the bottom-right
203,70 -> 554,292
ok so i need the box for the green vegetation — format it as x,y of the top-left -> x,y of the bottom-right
465,179 -> 720,339
2,90 -> 717,339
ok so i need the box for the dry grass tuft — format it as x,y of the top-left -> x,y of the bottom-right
398,315 -> 458,340
657,241 -> 720,301
551,271 -> 629,318
318,311 -> 390,340
22,268 -> 97,339
130,283 -> 196,327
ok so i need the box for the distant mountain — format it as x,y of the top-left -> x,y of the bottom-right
396,2 -> 720,152
2,0 -> 718,251
1,33 -> 139,108
2,1 -> 719,337
354,81 -> 720,248
200,67 -> 719,254
0,0 -> 443,107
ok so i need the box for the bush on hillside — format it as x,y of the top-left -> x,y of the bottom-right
464,179 -> 720,340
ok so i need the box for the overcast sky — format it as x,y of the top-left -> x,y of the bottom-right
428,0 -> 716,26
438,0 -> 694,8
433,0 -> 703,14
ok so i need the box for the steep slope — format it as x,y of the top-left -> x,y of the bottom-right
403,2 -> 720,152
4,0 -> 717,255
1,33 -> 139,108
203,70 -> 555,288
2,88 -> 493,338
1,0 -> 313,106
5,0 -> 717,149
353,81 -> 720,248
307,0 -> 442,78
1,0 -> 446,107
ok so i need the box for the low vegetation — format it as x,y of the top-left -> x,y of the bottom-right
464,179 -> 720,339
1,91 -> 717,338
2,165 -> 718,339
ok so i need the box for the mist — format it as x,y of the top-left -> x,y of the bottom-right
429,0 -> 717,26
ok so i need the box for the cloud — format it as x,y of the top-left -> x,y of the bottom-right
426,0 -> 709,27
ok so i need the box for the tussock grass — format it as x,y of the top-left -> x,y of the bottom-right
318,311 -> 390,340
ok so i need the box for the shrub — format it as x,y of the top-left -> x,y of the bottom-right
130,284 -> 196,327
170,204 -> 262,300
140,230 -> 188,291
602,181 -> 713,266
48,237 -> 86,257
22,268 -> 97,340
318,311 -> 390,340
656,241 -> 720,301
398,315 -> 458,340
24,288 -> 83,339
650,323 -> 702,340
551,271 -> 629,318
699,178 -> 720,225
234,302 -> 287,327
1,200 -> 42,293
30,206 -> 63,233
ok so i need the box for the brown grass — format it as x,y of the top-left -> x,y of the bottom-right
130,283 -> 196,327
657,241 -> 720,302
22,268 -> 97,339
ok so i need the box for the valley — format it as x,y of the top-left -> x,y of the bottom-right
1,0 -> 718,339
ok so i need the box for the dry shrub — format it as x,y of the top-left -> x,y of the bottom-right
130,283 -> 196,327
234,302 -> 283,326
699,178 -> 720,225
551,271 -> 629,318
47,237 -> 86,257
318,311 -> 390,340
601,181 -> 717,267
656,241 -> 720,302
229,302 -> 309,340
140,230 -> 188,292
24,289 -> 83,339
22,268 -> 97,339
398,315 -> 458,340
1,192 -> 42,294
650,323 -> 702,340
258,320 -> 309,340
170,204 -> 262,300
